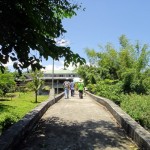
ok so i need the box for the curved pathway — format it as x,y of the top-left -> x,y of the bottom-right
18,92 -> 138,150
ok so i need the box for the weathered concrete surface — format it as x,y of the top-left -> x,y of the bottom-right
18,92 -> 138,150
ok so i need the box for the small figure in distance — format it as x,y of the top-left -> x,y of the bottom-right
70,80 -> 75,96
63,79 -> 70,99
78,79 -> 84,99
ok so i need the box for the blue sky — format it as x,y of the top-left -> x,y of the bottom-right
6,0 -> 150,71
54,0 -> 150,70
62,0 -> 150,58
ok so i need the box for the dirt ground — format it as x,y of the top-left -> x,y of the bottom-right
17,92 -> 138,150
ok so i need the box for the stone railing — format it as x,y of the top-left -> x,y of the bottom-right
86,91 -> 150,150
0,92 -> 64,150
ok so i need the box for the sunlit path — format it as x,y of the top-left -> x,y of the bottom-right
18,91 -> 138,150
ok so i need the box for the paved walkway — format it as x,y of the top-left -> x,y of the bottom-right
18,92 -> 138,150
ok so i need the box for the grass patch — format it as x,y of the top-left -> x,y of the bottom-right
0,92 -> 49,134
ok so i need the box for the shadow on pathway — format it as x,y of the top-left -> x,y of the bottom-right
17,94 -> 138,150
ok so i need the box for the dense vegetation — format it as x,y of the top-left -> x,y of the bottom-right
77,35 -> 150,130
0,68 -> 16,97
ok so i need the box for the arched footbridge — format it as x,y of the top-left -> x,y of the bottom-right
0,91 -> 150,150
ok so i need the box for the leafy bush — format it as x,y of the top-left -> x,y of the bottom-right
121,94 -> 150,130
42,85 -> 50,91
18,86 -> 30,93
0,113 -> 18,134
0,90 -> 3,97
88,80 -> 123,105
142,77 -> 150,94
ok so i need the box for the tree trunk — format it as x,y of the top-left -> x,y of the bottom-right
35,91 -> 37,103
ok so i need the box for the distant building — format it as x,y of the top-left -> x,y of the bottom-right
40,69 -> 79,94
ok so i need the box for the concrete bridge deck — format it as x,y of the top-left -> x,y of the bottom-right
18,92 -> 138,150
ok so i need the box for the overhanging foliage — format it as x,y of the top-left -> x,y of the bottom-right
0,0 -> 85,73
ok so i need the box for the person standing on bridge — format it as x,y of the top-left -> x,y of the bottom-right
63,79 -> 70,99
78,79 -> 84,99
70,80 -> 75,96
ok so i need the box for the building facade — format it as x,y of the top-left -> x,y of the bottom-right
40,69 -> 79,94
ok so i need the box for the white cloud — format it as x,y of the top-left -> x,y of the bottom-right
42,64 -> 63,71
42,59 -> 77,72
55,39 -> 70,47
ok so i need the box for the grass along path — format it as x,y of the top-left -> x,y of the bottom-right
0,92 -> 49,134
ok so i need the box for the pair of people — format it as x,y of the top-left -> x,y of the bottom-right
63,80 -> 75,99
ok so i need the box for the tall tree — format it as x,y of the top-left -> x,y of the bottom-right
97,43 -> 119,80
26,70 -> 43,103
0,0 -> 85,73
78,35 -> 150,94
85,48 -> 98,66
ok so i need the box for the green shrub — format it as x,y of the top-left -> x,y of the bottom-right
88,80 -> 123,105
121,94 -> 150,130
142,77 -> 150,94
0,113 -> 19,134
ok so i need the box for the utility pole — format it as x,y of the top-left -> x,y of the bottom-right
50,58 -> 55,100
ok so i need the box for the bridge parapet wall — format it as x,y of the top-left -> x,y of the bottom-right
0,92 -> 64,150
86,91 -> 150,150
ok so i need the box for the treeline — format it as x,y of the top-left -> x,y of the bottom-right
0,69 -> 44,103
77,35 -> 150,130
